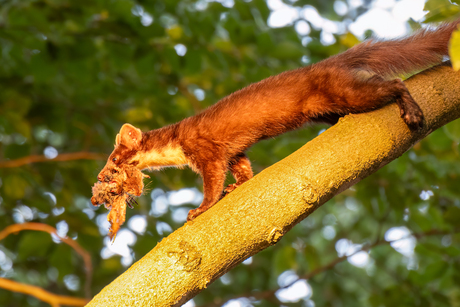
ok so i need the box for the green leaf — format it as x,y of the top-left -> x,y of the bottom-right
427,128 -> 453,152
424,0 -> 460,22
256,31 -> 275,54
450,27 -> 460,71
269,41 -> 305,60
443,118 -> 460,142
273,245 -> 297,275
184,49 -> 203,74
443,206 -> 460,226
166,25 -> 183,40
304,244 -> 322,271
18,232 -> 52,261
125,106 -> 153,123
3,175 -> 29,199
49,244 -> 74,280
340,32 -> 360,48
422,261 -> 449,282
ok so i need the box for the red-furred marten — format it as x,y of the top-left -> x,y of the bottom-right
97,20 -> 459,221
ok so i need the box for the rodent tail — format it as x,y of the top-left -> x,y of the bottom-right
336,19 -> 460,78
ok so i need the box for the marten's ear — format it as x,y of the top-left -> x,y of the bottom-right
115,134 -> 121,146
116,124 -> 142,149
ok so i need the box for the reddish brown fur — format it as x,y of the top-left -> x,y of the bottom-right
98,20 -> 459,221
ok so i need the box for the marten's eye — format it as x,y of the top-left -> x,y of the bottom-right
112,169 -> 118,174
112,157 -> 118,162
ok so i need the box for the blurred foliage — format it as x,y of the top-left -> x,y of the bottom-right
0,0 -> 460,306
451,27 -> 460,71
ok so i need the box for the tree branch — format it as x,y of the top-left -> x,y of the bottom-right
0,278 -> 88,307
0,222 -> 93,299
0,152 -> 107,168
87,65 -> 460,306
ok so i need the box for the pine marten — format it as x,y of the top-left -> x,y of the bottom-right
96,20 -> 460,221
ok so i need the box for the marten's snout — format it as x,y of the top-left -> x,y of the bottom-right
97,174 -> 103,182
97,173 -> 109,182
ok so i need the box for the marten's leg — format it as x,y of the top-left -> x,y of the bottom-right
224,153 -> 253,196
389,79 -> 424,128
343,76 -> 424,128
307,73 -> 424,129
187,161 -> 227,221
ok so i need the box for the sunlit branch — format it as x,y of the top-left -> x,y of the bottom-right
0,277 -> 88,307
0,222 -> 93,299
0,152 -> 107,168
202,228 -> 459,307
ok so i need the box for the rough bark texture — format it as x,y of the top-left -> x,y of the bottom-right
86,65 -> 460,306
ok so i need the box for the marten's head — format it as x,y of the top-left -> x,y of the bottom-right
97,124 -> 143,183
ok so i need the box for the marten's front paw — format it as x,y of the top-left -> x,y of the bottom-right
187,208 -> 204,221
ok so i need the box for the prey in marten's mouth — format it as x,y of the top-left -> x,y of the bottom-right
91,164 -> 148,241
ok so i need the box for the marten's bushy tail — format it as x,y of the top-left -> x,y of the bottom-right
336,19 -> 460,78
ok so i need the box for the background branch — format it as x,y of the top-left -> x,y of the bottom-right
0,152 -> 107,168
0,222 -> 93,299
202,228 -> 460,307
0,278 -> 88,307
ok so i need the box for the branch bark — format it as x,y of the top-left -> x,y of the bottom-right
87,64 -> 460,306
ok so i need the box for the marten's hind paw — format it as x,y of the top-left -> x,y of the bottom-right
225,183 -> 239,193
187,208 -> 205,221
221,183 -> 240,198
401,104 -> 424,129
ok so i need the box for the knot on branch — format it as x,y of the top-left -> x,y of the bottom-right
167,241 -> 202,272
267,227 -> 285,245
301,184 -> 319,206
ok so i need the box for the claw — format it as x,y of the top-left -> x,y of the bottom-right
126,197 -> 134,209
125,196 -> 138,209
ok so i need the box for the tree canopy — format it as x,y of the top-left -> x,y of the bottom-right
1,0 -> 460,306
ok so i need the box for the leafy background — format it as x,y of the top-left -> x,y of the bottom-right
1,0 -> 460,306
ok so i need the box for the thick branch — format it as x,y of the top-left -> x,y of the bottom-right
0,152 -> 107,168
87,65 -> 460,306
